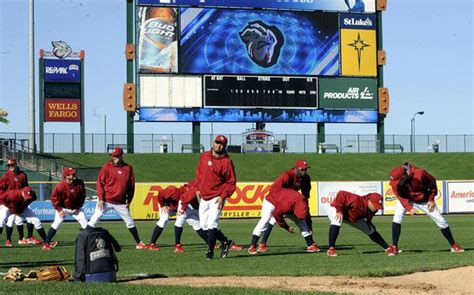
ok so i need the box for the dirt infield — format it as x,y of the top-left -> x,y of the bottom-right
129,266 -> 474,294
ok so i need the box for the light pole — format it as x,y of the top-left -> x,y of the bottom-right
410,111 -> 424,152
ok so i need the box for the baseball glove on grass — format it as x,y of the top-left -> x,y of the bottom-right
3,267 -> 25,282
37,266 -> 71,281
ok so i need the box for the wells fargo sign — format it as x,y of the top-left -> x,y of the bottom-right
130,182 -> 318,220
44,99 -> 80,122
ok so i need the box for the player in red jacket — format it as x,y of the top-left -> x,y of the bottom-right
0,158 -> 40,246
257,159 -> 312,253
248,188 -> 320,255
42,167 -> 88,250
87,147 -> 146,250
195,135 -> 237,259
0,187 -> 53,248
387,163 -> 464,255
146,181 -> 210,252
327,191 -> 390,257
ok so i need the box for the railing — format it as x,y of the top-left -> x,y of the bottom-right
1,132 -> 473,153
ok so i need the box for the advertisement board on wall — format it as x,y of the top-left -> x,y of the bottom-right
318,77 -> 377,109
138,7 -> 178,73
30,201 -> 119,222
44,99 -> 81,122
139,107 -> 378,123
446,181 -> 474,213
317,181 -> 382,216
137,0 -> 376,13
340,14 -> 377,77
180,8 -> 339,76
43,59 -> 81,82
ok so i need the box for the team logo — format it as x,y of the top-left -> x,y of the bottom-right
51,41 -> 72,59
207,160 -> 213,166
118,171 -> 123,175
96,238 -> 105,250
14,178 -> 18,182
70,189 -> 75,193
239,21 -> 284,68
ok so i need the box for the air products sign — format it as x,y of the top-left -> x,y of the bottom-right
319,77 -> 377,109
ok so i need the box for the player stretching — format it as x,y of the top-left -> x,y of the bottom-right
87,147 -> 146,250
195,135 -> 237,259
387,163 -> 464,255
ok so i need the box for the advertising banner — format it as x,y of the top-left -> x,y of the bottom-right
446,181 -> 474,213
139,108 -> 378,123
137,0 -> 376,13
317,181 -> 382,216
43,59 -> 81,82
130,182 -> 318,220
382,181 -> 444,215
340,14 -> 377,77
44,99 -> 81,122
319,77 -> 377,109
180,8 -> 339,76
30,201 -> 120,222
138,7 -> 178,73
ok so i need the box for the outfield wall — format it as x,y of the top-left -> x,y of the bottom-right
28,180 -> 474,221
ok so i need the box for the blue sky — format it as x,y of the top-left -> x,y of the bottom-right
0,0 -> 472,136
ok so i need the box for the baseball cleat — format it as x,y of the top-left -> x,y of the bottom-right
42,243 -> 51,251
5,240 -> 12,247
327,247 -> 337,257
136,241 -> 147,250
450,243 -> 465,253
49,241 -> 59,249
174,244 -> 185,253
387,245 -> 399,256
306,243 -> 321,253
18,238 -> 28,245
257,243 -> 267,253
230,243 -> 243,251
146,243 -> 160,251
221,239 -> 234,258
205,249 -> 214,260
248,245 -> 258,255
27,236 -> 42,245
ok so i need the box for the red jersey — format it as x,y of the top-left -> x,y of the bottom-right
390,164 -> 437,211
179,182 -> 199,211
96,161 -> 135,204
2,189 -> 36,214
195,151 -> 236,201
0,170 -> 28,192
158,186 -> 181,212
330,191 -> 374,223
269,168 -> 311,199
266,188 -> 309,230
50,179 -> 86,211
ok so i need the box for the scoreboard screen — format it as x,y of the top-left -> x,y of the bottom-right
44,82 -> 81,98
204,75 -> 317,108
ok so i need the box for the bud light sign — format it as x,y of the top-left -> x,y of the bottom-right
43,59 -> 81,82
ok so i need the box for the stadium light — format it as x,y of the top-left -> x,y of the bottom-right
410,111 -> 424,152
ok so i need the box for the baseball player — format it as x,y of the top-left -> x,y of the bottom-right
195,135 -> 237,259
248,188 -> 320,255
387,162 -> 464,255
87,147 -> 146,250
327,191 -> 390,257
0,158 -> 41,246
146,181 -> 209,252
42,167 -> 88,250
256,159 -> 313,253
0,187 -> 55,248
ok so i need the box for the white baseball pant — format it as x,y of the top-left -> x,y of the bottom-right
0,205 -> 43,229
199,197 -> 225,230
51,208 -> 88,230
252,198 -> 311,238
87,202 -> 136,228
392,200 -> 448,229
327,206 -> 375,235
156,202 -> 200,230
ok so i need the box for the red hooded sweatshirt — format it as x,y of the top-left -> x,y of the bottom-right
0,170 -> 28,192
330,191 -> 376,223
96,160 -> 135,204
2,189 -> 36,214
266,188 -> 309,230
269,168 -> 311,199
50,179 -> 86,211
195,151 -> 236,201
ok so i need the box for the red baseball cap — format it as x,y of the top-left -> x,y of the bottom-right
367,193 -> 384,210
295,159 -> 310,169
6,158 -> 17,166
111,147 -> 124,157
214,135 -> 228,146
390,166 -> 406,181
63,167 -> 77,178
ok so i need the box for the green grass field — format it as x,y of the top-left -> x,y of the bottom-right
1,215 -> 472,293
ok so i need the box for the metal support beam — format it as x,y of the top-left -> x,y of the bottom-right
126,0 -> 134,153
192,122 -> 201,153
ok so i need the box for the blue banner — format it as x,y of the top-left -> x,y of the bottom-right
339,13 -> 376,30
139,108 -> 378,123
43,59 -> 81,82
29,201 -> 120,222
137,0 -> 376,13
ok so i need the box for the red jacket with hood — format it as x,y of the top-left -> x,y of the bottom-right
96,160 -> 135,204
266,188 -> 309,230
195,151 -> 236,201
